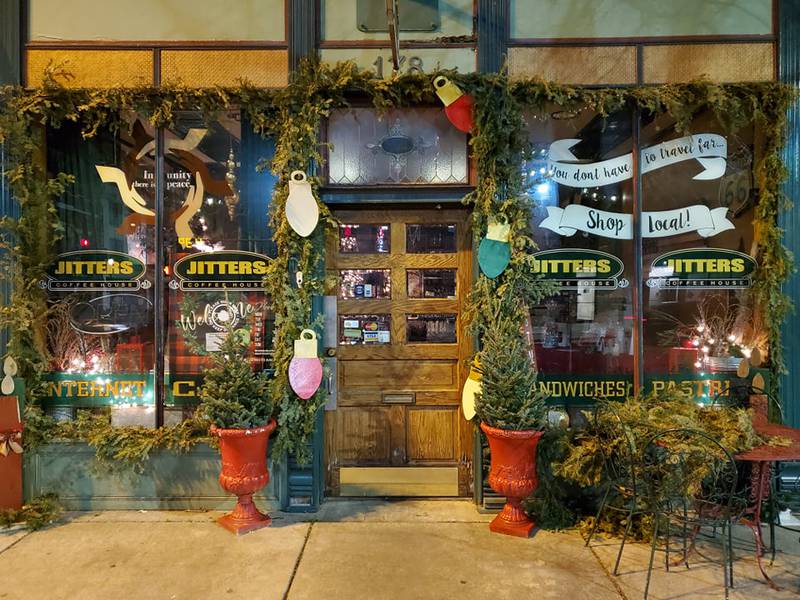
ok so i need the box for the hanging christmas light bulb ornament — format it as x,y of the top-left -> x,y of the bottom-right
461,358 -> 482,420
285,171 -> 319,237
478,217 -> 511,279
1,356 -> 17,395
433,76 -> 475,133
288,329 -> 323,400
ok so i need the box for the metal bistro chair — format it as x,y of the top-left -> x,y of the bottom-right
642,428 -> 748,600
584,399 -> 647,576
711,384 -> 794,563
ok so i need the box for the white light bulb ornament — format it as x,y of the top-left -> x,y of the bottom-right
285,171 -> 319,237
1,356 -> 17,395
288,329 -> 323,400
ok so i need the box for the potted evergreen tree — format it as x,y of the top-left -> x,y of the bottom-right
476,295 -> 549,537
198,328 -> 275,535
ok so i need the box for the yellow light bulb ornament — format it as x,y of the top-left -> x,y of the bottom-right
285,171 -> 319,237
461,358 -> 482,420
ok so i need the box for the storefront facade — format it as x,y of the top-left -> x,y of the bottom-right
1,0 -> 799,511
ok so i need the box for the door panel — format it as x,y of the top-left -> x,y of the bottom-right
340,360 -> 457,389
325,207 -> 473,496
331,408 -> 393,462
407,408 -> 459,461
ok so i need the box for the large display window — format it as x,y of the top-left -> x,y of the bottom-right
526,106 -> 764,404
44,115 -> 157,425
42,110 -> 277,425
527,105 -> 635,401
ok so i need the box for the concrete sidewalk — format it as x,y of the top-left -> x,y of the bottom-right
0,500 -> 797,599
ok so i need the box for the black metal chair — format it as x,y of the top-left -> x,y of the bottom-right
711,384 -> 791,563
641,428 -> 748,600
584,399 -> 648,576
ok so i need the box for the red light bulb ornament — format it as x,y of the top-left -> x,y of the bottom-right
433,76 -> 474,133
288,329 -> 323,400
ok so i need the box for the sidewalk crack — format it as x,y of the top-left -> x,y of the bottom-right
283,521 -> 315,600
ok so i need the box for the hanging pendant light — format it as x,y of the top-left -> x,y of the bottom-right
224,147 -> 239,220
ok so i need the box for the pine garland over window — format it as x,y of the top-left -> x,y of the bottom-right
0,61 -> 795,470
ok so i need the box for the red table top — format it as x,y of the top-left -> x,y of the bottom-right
735,395 -> 800,462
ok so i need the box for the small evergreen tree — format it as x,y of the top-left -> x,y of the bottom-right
474,295 -> 548,430
197,328 -> 273,429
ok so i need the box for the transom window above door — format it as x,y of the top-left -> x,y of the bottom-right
326,108 -> 469,186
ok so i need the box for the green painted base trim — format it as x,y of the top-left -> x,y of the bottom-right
24,442 -> 285,512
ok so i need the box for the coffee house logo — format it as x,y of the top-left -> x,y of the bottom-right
44,250 -> 147,291
173,251 -> 271,291
646,248 -> 756,289
532,249 -> 627,290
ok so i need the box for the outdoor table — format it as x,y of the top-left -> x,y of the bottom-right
734,395 -> 800,589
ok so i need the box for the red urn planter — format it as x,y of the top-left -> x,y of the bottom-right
480,422 -> 544,538
211,418 -> 277,535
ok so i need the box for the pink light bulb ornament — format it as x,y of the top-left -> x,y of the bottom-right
288,329 -> 323,400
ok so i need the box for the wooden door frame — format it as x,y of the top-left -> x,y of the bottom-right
322,205 -> 475,497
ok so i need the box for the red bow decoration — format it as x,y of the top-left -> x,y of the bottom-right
0,427 -> 23,457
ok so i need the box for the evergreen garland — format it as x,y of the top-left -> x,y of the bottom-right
0,62 -> 795,471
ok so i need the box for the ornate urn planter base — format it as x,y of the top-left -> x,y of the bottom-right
480,422 -> 544,538
212,419 -> 277,536
217,494 -> 272,535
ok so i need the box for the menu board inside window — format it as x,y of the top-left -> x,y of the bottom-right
641,111 -> 761,388
162,110 -> 277,422
44,115 -> 157,425
326,108 -> 469,186
525,105 -> 636,403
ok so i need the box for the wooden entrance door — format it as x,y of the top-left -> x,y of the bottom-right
325,207 -> 473,496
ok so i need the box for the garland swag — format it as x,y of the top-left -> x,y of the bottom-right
0,61 -> 795,470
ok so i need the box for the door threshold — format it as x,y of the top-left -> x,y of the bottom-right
339,466 -> 459,497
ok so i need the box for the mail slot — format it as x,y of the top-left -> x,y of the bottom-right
382,392 -> 415,405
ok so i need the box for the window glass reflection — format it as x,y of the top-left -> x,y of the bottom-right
339,223 -> 390,254
339,269 -> 391,299
406,224 -> 456,254
407,269 -> 456,298
407,314 -> 457,343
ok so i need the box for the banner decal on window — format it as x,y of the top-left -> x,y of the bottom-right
539,205 -> 734,240
547,134 -> 727,187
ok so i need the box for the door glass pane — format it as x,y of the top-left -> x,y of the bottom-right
641,111 -> 760,401
526,105 -> 636,404
406,223 -> 457,253
327,108 -> 468,185
339,269 -> 391,299
339,314 -> 392,345
163,110 -> 277,422
339,223 -> 390,254
407,269 -> 457,298
406,314 -> 457,343
43,115 -> 156,426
